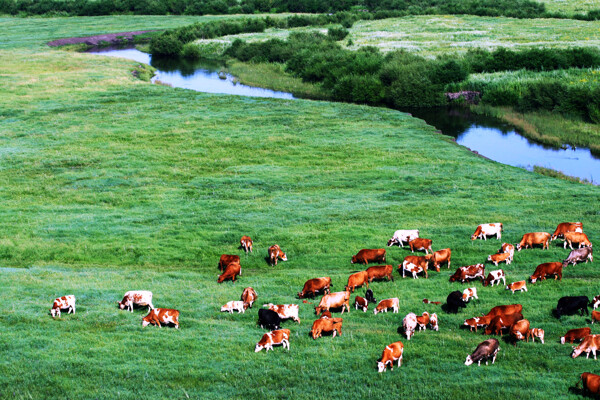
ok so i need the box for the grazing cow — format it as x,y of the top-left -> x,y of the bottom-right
449,264 -> 485,283
498,243 -> 515,259
516,232 -> 551,251
258,309 -> 281,330
592,310 -> 600,324
310,317 -> 343,339
345,270 -> 369,292
505,280 -> 527,294
416,312 -> 430,331
265,303 -> 300,323
576,372 -> 600,397
298,277 -> 331,299
241,287 -> 258,308
315,291 -> 350,315
561,327 -> 592,344
530,262 -> 562,283
572,334 -> 600,359
465,339 -> 500,366
365,289 -> 376,304
221,301 -> 247,314
355,296 -> 368,312
351,249 -> 386,265
255,329 -> 290,352
526,328 -> 545,344
217,262 -> 241,283
240,235 -> 253,253
471,223 -> 503,241
142,308 -> 179,329
551,222 -> 583,241
50,295 -> 76,318
485,304 -> 523,319
429,313 -> 439,331
509,319 -> 530,344
218,254 -> 240,272
409,238 -> 433,254
365,265 -> 394,282
564,232 -> 593,250
593,296 -> 600,310
484,312 -> 524,336
387,229 -> 419,247
374,298 -> 399,315
563,247 -> 593,268
462,287 -> 478,303
118,290 -> 154,312
487,252 -> 512,266
463,316 -> 490,332
402,313 -> 418,340
483,269 -> 506,287
377,341 -> 404,372
446,291 -> 467,313
425,248 -> 451,271
268,244 -> 287,266
556,296 -> 589,318
401,261 -> 426,279
402,255 -> 429,274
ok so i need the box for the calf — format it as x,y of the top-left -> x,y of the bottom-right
265,304 -> 300,323
449,264 -> 485,283
556,296 -> 589,318
351,249 -> 386,265
572,334 -> 600,359
258,308 -> 281,330
366,265 -> 394,282
516,232 -> 551,251
409,238 -> 433,254
315,291 -> 350,315
563,231 -> 592,250
365,289 -> 376,304
484,312 -> 524,336
576,372 -> 600,397
425,248 -> 451,271
592,310 -> 600,324
483,269 -> 506,287
240,235 -> 253,253
487,252 -> 511,266
50,295 -> 76,318
354,296 -> 368,312
526,328 -> 545,344
509,319 -> 530,344
561,327 -> 592,344
268,244 -> 287,266
402,313 -> 418,340
142,308 -> 180,329
217,262 -> 241,283
465,338 -> 500,366
374,298 -> 399,314
221,301 -> 247,313
551,222 -> 583,241
416,312 -> 430,331
463,316 -> 490,332
345,270 -> 369,292
446,291 -> 467,313
429,313 -> 439,331
471,223 -> 503,241
462,287 -> 478,303
118,290 -> 154,312
241,287 -> 258,308
498,243 -> 515,259
310,317 -> 343,339
218,254 -> 240,272
255,329 -> 290,352
298,277 -> 331,298
377,341 -> 404,372
530,262 -> 562,283
387,229 -> 419,247
505,280 -> 527,294
563,247 -> 593,268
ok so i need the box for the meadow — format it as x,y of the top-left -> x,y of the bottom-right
1,15 -> 600,400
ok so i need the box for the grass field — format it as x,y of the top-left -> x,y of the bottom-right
1,16 -> 600,399
540,0 -> 600,14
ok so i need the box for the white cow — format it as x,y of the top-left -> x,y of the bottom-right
402,312 -> 418,340
471,223 -> 503,240
50,295 -> 76,318
265,303 -> 300,323
221,300 -> 247,313
388,229 -> 419,247
118,290 -> 154,312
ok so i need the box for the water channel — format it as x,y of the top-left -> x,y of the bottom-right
88,46 -> 599,185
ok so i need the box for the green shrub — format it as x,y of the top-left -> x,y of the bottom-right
182,43 -> 202,59
149,33 -> 183,57
327,26 -> 349,41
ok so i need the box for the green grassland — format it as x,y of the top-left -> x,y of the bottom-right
1,16 -> 600,400
540,0 -> 600,14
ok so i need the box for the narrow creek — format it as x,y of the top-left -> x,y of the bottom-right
88,46 -> 599,185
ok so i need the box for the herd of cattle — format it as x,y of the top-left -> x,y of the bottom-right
49,222 -> 599,392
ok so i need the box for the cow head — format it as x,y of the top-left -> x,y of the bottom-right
464,355 -> 474,366
280,252 -> 288,261
255,343 -> 265,353
560,336 -> 566,344
377,361 -> 387,372
50,307 -> 59,318
530,276 -> 537,283
515,243 -> 522,251
141,318 -> 151,327
572,346 -> 584,358
350,255 -> 357,264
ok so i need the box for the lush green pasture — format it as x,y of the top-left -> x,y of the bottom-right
540,0 -> 600,14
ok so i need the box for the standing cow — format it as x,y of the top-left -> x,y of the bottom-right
118,290 -> 154,312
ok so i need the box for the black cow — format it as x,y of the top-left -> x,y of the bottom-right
563,247 -> 593,268
258,308 -> 281,330
446,291 -> 466,314
365,289 -> 376,304
465,338 -> 500,366
555,296 -> 589,318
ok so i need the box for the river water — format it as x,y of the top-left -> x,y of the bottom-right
88,46 -> 599,184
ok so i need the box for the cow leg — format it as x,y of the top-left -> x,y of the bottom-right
398,354 -> 402,367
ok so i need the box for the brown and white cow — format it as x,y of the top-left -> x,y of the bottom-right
572,334 -> 600,359
402,312 -> 418,340
483,269 -> 506,287
241,287 -> 258,308
592,310 -> 600,324
387,229 -> 419,247
268,244 -> 287,266
50,295 -> 76,318
401,255 -> 428,278
487,252 -> 512,266
471,223 -> 503,241
527,328 -> 545,344
464,316 -> 490,332
593,296 -> 600,310
530,262 -> 562,283
218,254 -> 240,272
298,277 -> 331,298
551,222 -> 583,241
484,312 -> 524,336
118,290 -> 154,312
505,280 -> 527,294
409,238 -> 433,254
516,232 -> 551,251
351,249 -> 386,265
310,317 -> 343,339
416,312 -> 430,331
265,303 -> 300,323
377,341 -> 404,372
562,328 -> 592,344
142,308 -> 180,329
509,319 -> 530,344
221,300 -> 248,313
365,265 -> 394,282
498,243 -> 515,259
240,235 -> 253,253
449,264 -> 485,283
577,372 -> 600,397
563,232 -> 592,250
355,296 -> 368,312
374,298 -> 399,315
255,329 -> 290,352
462,287 -> 478,302
425,248 -> 451,271
218,262 -> 241,283
315,291 -> 350,315
345,271 -> 369,292
429,313 -> 439,331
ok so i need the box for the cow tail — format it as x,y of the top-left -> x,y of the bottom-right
576,374 -> 583,389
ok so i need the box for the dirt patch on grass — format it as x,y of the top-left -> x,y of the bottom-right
47,31 -> 155,47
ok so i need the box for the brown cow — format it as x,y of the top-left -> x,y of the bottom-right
240,235 -> 253,253
217,262 -> 241,283
485,304 -> 523,319
516,232 -> 551,251
255,329 -> 290,352
449,264 -> 485,283
561,327 -> 592,344
564,232 -> 592,250
351,249 -> 386,265
463,316 -> 490,332
484,312 -> 524,336
592,310 -> 600,324
505,280 -> 527,294
345,271 -> 369,292
416,312 -> 430,331
409,238 -> 433,254
268,244 -> 287,266
241,287 -> 258,308
310,317 -> 343,339
530,262 -> 562,283
315,291 -> 350,315
355,296 -> 368,312
298,277 -> 331,298
487,252 -> 512,266
377,341 -> 404,372
551,222 -> 583,241
142,308 -> 180,329
219,254 -> 240,272
509,319 -> 530,345
425,248 -> 451,271
374,298 -> 399,314
366,265 -> 394,282
577,372 -> 600,397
